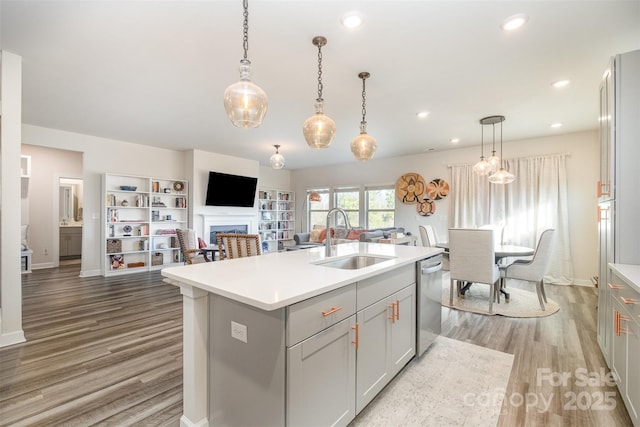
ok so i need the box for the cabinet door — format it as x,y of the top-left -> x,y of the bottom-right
611,298 -> 627,388
287,316 -> 356,427
626,318 -> 639,424
356,297 -> 391,413
598,60 -> 614,202
68,233 -> 82,256
389,284 -> 416,377
597,212 -> 612,361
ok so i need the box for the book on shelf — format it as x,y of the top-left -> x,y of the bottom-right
175,197 -> 187,208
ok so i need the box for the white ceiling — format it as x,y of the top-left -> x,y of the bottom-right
2,0 -> 639,170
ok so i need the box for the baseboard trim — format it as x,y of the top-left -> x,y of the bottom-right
573,278 -> 594,287
32,262 -> 55,270
0,330 -> 26,348
80,269 -> 101,278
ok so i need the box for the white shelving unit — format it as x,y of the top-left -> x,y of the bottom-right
258,189 -> 295,251
102,173 -> 189,276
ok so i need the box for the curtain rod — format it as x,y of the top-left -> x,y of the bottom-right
447,152 -> 571,168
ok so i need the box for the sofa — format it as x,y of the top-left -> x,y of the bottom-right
293,226 -> 406,247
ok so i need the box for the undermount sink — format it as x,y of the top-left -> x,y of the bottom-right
315,255 -> 395,270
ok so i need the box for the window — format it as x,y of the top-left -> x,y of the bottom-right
333,187 -> 360,227
305,186 -> 395,231
308,189 -> 329,228
366,186 -> 395,228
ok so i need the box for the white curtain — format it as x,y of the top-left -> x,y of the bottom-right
450,153 -> 573,285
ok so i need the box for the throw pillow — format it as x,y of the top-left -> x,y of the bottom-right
318,227 -> 334,243
347,229 -> 367,240
309,229 -> 322,243
198,237 -> 207,249
333,227 -> 349,239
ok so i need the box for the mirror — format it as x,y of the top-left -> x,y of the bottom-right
59,178 -> 83,225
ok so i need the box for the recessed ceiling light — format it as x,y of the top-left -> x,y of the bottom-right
341,12 -> 363,29
551,122 -> 563,128
552,80 -> 570,88
501,13 -> 529,31
450,138 -> 460,144
416,111 -> 430,119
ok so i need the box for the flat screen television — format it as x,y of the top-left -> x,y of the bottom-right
205,171 -> 258,207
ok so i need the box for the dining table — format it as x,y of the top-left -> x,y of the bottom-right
435,242 -> 535,300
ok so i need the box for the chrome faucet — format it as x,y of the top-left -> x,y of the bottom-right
325,208 -> 351,257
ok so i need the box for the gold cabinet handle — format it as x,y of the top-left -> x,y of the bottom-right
321,306 -> 342,317
621,297 -> 639,305
597,180 -> 610,197
352,324 -> 359,350
389,303 -> 396,323
395,300 -> 400,321
608,283 -> 622,290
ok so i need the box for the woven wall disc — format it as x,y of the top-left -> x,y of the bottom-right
425,178 -> 450,200
417,198 -> 436,216
396,173 -> 426,204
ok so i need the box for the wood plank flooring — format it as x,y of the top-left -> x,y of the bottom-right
0,266 -> 633,426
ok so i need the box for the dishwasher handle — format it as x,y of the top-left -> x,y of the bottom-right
421,262 -> 443,275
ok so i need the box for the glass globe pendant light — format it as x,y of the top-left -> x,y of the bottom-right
487,115 -> 515,184
486,120 -> 501,172
303,36 -> 336,149
223,0 -> 268,128
473,120 -> 491,175
270,144 -> 285,169
351,72 -> 377,161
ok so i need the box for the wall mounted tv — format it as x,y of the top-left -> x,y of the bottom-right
205,171 -> 258,208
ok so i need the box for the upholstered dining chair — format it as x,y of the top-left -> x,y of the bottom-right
176,228 -> 209,265
448,228 -> 500,314
500,229 -> 555,310
216,233 -> 262,260
420,224 -> 449,271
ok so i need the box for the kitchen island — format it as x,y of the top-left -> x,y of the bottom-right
162,242 -> 442,427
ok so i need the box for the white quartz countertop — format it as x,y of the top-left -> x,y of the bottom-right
162,242 -> 443,311
609,263 -> 640,293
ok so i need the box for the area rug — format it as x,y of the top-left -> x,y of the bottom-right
351,336 -> 514,427
441,279 -> 560,318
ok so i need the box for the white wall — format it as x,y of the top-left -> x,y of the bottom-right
291,131 -> 599,284
22,125 -> 188,276
0,51 -> 26,347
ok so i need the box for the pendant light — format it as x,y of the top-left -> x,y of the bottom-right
487,115 -> 515,184
351,72 -> 377,161
308,191 -> 321,202
472,119 -> 491,175
223,0 -> 268,128
270,145 -> 285,169
303,36 -> 336,149
486,121 -> 501,172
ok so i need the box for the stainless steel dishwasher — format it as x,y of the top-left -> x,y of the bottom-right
416,253 -> 443,356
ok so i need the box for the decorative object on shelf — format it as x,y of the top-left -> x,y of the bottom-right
416,198 -> 436,216
351,72 -> 377,161
152,181 -> 159,193
119,186 -> 137,191
121,199 -> 129,207
223,0 -> 268,128
270,144 -> 285,169
110,254 -> 125,269
123,225 -> 133,236
152,252 -> 164,266
485,115 -> 515,184
164,188 -> 171,193
303,36 -> 336,149
425,178 -> 450,200
107,239 -> 122,253
173,181 -> 185,192
396,173 -> 426,204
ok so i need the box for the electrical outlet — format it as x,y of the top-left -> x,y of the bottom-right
231,321 -> 247,343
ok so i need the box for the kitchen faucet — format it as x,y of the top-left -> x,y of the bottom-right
325,208 -> 351,257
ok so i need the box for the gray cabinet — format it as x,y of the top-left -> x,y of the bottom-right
609,269 -> 640,426
59,226 -> 82,257
287,316 -> 357,427
356,283 -> 415,413
597,49 -> 640,363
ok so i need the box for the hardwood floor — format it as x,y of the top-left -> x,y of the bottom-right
0,266 -> 633,426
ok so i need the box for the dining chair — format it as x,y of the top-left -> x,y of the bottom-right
420,224 -> 449,270
500,229 -> 555,310
176,228 -> 209,265
448,228 -> 500,314
217,233 -> 262,260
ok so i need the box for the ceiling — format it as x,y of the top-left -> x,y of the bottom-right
2,1 -> 639,170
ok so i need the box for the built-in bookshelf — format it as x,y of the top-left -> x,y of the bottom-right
258,188 -> 295,252
102,173 -> 189,276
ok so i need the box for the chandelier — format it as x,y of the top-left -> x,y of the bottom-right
270,145 -> 285,170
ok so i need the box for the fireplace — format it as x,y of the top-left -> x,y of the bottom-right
201,215 -> 256,245
209,224 -> 248,246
